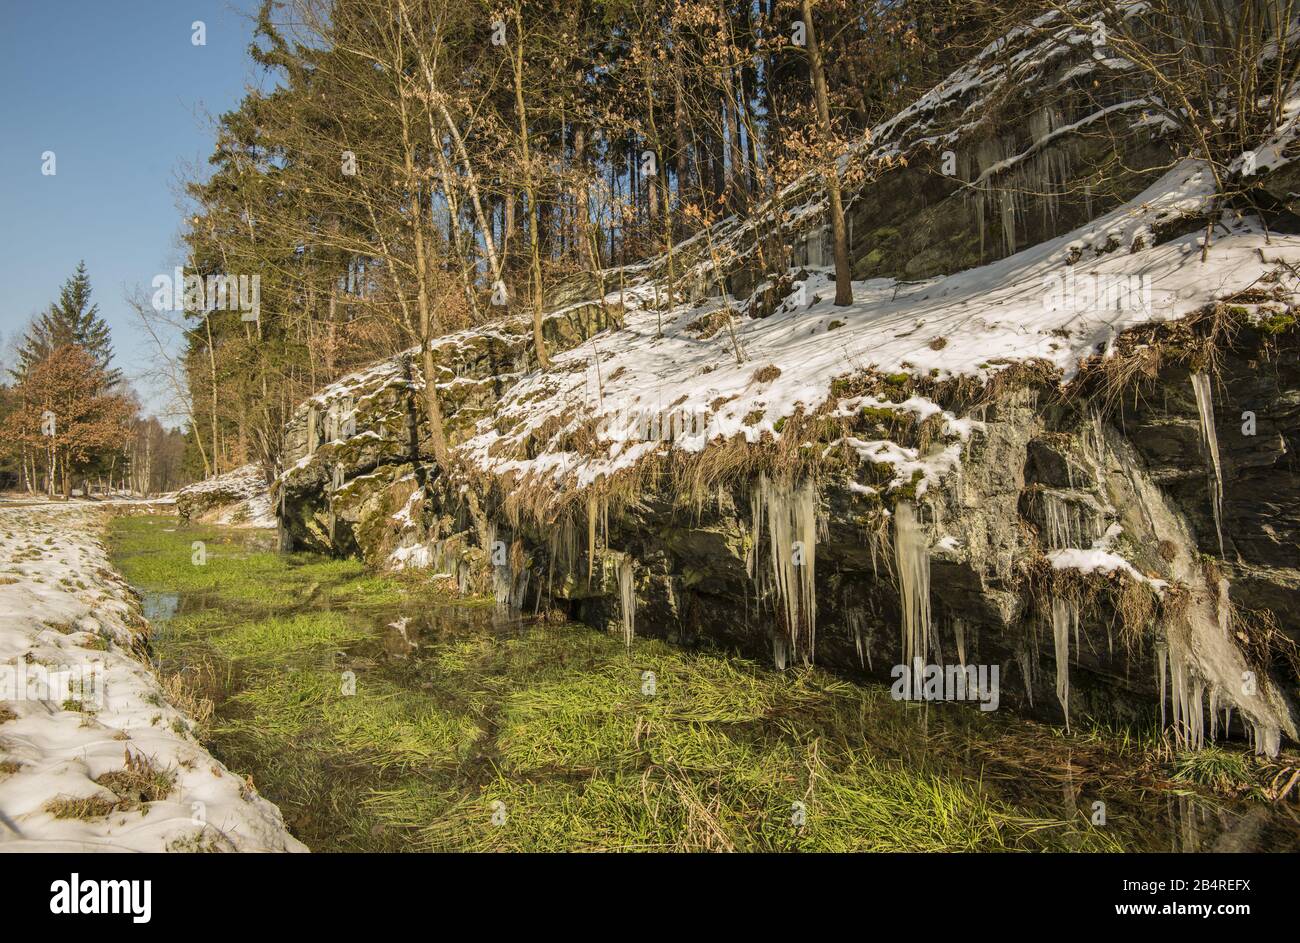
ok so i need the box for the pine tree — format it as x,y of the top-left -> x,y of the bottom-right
13,262 -> 120,386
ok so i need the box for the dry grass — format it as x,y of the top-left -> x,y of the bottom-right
1024,554 -> 1163,661
1233,603 -> 1300,679
161,667 -> 217,739
95,748 -> 176,809
683,308 -> 731,339
1061,295 -> 1292,414
44,795 -> 119,819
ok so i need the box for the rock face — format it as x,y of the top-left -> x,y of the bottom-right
271,12 -> 1300,752
176,464 -> 276,528
273,310 -> 1300,752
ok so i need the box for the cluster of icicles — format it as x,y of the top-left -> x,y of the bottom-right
1037,385 -> 1281,754
547,499 -> 636,647
486,522 -> 529,612
892,502 -> 933,669
482,371 -> 1273,753
305,396 -> 356,458
737,375 -> 1281,756
1190,371 -> 1227,558
748,474 -> 820,667
745,472 -> 936,674
970,106 -> 1075,259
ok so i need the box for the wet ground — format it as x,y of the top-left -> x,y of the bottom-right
109,515 -> 1300,852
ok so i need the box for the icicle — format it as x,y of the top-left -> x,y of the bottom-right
954,618 -> 967,668
306,406 -> 318,456
1086,407 -> 1106,469
617,557 -> 635,648
564,515 -> 578,572
514,566 -> 530,613
747,485 -> 763,580
1190,372 -> 1226,558
772,633 -> 788,671
1215,575 -> 1231,638
487,523 -> 507,607
586,494 -> 598,586
1168,633 -> 1205,751
1252,722 -> 1280,757
486,525 -> 523,612
1038,487 -> 1104,552
1191,675 -> 1205,749
893,502 -> 932,668
1157,642 -> 1168,730
1051,597 -> 1075,730
847,607 -> 868,669
751,475 -> 819,663
328,463 -> 345,545
1118,431 -> 1291,756
1016,644 -> 1035,708
1041,490 -> 1075,550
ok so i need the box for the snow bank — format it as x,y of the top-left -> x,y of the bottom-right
176,464 -> 276,528
0,503 -> 304,851
460,159 -> 1298,506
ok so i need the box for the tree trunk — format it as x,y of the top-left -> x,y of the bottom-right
802,0 -> 853,306
513,9 -> 551,370
205,312 -> 221,471
400,119 -> 453,470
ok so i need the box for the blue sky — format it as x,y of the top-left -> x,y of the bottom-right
0,0 -> 263,420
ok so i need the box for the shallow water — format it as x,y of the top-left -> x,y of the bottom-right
112,516 -> 1300,852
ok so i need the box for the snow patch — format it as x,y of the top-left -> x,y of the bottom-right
0,504 -> 304,851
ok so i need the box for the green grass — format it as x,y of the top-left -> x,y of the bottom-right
110,516 -> 406,613
108,514 -> 1261,853
366,631 -> 1123,852
209,612 -> 370,661
1171,746 -> 1256,796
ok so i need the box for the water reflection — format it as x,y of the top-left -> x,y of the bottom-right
141,591 -> 179,623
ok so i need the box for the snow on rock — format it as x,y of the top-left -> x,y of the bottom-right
459,158 -> 1297,510
0,503 -> 305,851
1047,547 -> 1167,592
176,464 -> 276,528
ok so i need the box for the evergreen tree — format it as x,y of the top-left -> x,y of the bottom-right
13,261 -> 120,386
